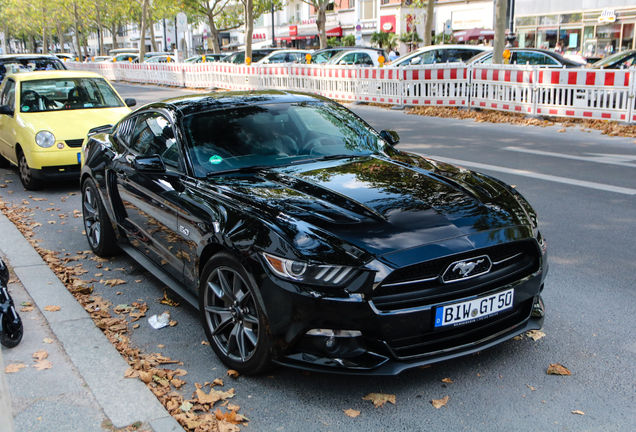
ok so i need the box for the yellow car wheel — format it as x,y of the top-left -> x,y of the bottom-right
17,149 -> 44,191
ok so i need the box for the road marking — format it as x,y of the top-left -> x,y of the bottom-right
504,147 -> 636,168
428,156 -> 636,195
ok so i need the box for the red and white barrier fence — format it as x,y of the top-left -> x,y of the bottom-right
67,61 -> 636,124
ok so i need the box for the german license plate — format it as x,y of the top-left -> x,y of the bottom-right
434,288 -> 514,328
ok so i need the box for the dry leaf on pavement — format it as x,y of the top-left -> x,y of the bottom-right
572,410 -> 585,415
558,129 -> 566,132
431,396 -> 450,409
43,305 -> 61,312
104,279 -> 126,287
33,360 -> 52,370
32,349 -> 49,361
343,409 -> 361,418
547,363 -> 571,376
526,330 -> 546,341
20,306 -> 34,312
212,378 -> 223,386
217,420 -> 241,432
227,369 -> 239,378
42,338 -> 53,344
201,341 -> 210,345
362,392 -> 396,407
159,291 -> 179,307
5,364 -> 27,373
441,378 -> 453,384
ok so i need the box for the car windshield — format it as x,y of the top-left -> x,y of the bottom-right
183,101 -> 387,177
0,59 -> 64,81
20,77 -> 124,113
592,51 -> 634,67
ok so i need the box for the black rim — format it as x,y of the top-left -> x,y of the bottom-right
83,185 -> 101,248
204,266 -> 260,362
18,153 -> 30,185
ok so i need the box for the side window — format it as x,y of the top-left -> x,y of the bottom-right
116,117 -> 136,144
515,51 -> 554,66
356,53 -> 373,65
418,51 -> 437,65
0,79 -> 16,111
129,113 -> 181,170
270,53 -> 286,63
339,53 -> 355,64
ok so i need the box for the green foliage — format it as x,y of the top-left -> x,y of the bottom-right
327,37 -> 340,47
399,31 -> 422,50
341,34 -> 355,46
370,31 -> 389,48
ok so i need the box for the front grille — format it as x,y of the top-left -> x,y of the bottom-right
384,298 -> 534,359
372,240 -> 539,311
65,139 -> 85,148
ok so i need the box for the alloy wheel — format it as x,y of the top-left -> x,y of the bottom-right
83,185 -> 101,249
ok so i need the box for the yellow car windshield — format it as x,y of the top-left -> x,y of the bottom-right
20,77 -> 124,113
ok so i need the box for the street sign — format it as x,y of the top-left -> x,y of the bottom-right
203,28 -> 208,51
355,21 -> 362,42
176,12 -> 188,34
444,19 -> 452,35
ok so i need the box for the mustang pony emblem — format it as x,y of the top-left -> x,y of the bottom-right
452,259 -> 484,277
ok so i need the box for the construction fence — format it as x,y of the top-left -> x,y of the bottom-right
66,61 -> 636,124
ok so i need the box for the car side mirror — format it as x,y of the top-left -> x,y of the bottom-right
132,155 -> 166,173
380,129 -> 400,146
125,98 -> 136,107
411,57 -> 421,65
0,105 -> 13,116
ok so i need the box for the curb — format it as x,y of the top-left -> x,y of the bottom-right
0,212 -> 181,432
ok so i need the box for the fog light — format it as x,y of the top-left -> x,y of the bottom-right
325,337 -> 336,349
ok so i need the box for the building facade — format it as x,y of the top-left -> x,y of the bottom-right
514,1 -> 635,58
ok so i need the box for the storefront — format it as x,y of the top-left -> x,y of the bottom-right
515,6 -> 635,59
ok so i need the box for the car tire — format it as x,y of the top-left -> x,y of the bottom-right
199,252 -> 273,375
17,149 -> 43,191
0,309 -> 23,348
82,178 -> 118,257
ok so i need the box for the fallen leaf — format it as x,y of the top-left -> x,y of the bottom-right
201,341 -> 210,345
104,279 -> 126,287
169,320 -> 178,327
227,369 -> 239,378
32,349 -> 49,361
526,330 -> 545,341
42,338 -> 53,344
5,364 -> 27,373
114,268 -> 125,271
47,221 -> 56,224
547,363 -> 571,376
212,378 -> 223,386
343,409 -> 361,418
44,305 -> 61,312
171,378 -> 186,388
133,324 -> 140,329
135,280 -> 142,283
20,306 -> 34,312
95,273 -> 103,277
526,384 -> 536,391
157,344 -> 165,348
572,410 -> 585,415
441,378 -> 453,384
431,396 -> 450,409
362,393 -> 396,408
557,128 -> 566,133
159,291 -> 179,307
32,360 -> 52,370
180,401 -> 193,412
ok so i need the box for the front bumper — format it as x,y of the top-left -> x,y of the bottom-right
26,146 -> 82,181
252,238 -> 548,375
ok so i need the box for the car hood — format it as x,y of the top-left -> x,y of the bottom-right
207,154 -> 534,262
18,107 -> 130,141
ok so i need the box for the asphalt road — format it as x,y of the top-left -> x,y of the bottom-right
1,83 -> 635,431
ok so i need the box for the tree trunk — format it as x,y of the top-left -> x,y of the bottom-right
149,17 -> 158,52
208,15 -> 221,54
423,0 -> 434,46
493,0 -> 507,64
73,2 -> 82,59
111,23 -> 118,50
95,4 -> 104,55
244,0 -> 253,63
57,24 -> 65,53
316,5 -> 327,49
138,0 -> 149,61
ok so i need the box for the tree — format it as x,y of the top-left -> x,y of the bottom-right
423,0 -> 433,46
492,0 -> 507,64
370,31 -> 390,49
300,0 -> 331,49
342,34 -> 355,46
399,31 -> 421,52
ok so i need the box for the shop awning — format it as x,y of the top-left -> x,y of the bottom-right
453,28 -> 495,42
326,26 -> 342,37
275,29 -> 318,42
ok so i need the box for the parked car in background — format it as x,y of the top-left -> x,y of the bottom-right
55,53 -> 74,62
80,90 -> 548,375
389,45 -> 491,67
0,55 -> 67,83
257,49 -> 310,64
591,50 -> 636,69
108,48 -> 139,56
0,70 -> 135,190
145,55 -> 175,63
91,56 -> 111,63
185,54 -> 227,63
468,48 -> 581,68
310,46 -> 387,64
108,53 -> 139,63
326,49 -> 387,67
222,49 -> 280,64
143,52 -> 172,61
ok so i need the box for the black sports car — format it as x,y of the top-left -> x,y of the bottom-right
81,91 -> 547,375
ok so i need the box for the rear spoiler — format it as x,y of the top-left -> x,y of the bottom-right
87,124 -> 113,137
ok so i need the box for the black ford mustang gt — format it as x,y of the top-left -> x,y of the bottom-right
81,91 -> 547,375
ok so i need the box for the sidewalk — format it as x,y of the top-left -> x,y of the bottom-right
0,212 -> 181,432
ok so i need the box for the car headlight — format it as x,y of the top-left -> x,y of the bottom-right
262,252 -> 357,287
35,131 -> 55,148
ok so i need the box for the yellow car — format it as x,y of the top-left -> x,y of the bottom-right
0,70 -> 135,190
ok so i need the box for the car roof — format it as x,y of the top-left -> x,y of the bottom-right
7,70 -> 104,82
156,90 -> 327,117
0,54 -> 63,61
470,48 -> 581,66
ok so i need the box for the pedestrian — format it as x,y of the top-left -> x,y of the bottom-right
389,49 -> 398,62
555,41 -> 563,53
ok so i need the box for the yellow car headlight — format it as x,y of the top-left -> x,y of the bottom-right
35,131 -> 56,148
